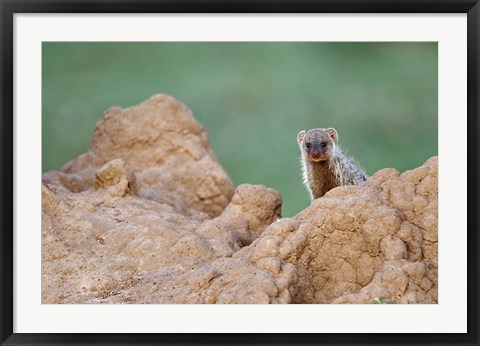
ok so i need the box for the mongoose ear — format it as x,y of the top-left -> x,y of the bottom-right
327,128 -> 338,143
297,130 -> 306,145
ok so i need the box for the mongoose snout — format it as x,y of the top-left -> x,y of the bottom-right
297,127 -> 368,200
311,151 -> 321,160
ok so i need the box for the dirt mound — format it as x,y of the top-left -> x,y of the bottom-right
42,94 -> 437,304
43,94 -> 233,218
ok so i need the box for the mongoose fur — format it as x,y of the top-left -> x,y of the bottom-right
297,128 -> 368,200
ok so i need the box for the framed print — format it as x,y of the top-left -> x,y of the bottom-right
1,0 -> 479,345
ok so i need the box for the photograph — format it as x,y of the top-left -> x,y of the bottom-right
41,42 -> 439,304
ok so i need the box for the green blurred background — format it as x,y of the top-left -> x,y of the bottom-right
42,42 -> 437,217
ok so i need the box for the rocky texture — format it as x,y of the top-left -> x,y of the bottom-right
42,94 -> 438,304
43,94 -> 233,218
236,156 -> 438,304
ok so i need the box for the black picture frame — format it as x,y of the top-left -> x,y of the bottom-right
1,1 -> 479,345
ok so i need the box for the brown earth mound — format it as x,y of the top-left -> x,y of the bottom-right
42,94 -> 438,304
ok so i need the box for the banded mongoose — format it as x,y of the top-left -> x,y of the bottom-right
297,128 -> 368,200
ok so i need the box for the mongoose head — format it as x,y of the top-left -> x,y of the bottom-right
297,128 -> 338,162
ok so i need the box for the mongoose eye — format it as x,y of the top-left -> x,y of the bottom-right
306,142 -> 312,149
321,142 -> 327,148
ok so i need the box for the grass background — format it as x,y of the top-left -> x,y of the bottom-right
42,42 -> 438,217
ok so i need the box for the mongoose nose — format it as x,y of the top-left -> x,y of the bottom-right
312,151 -> 320,158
